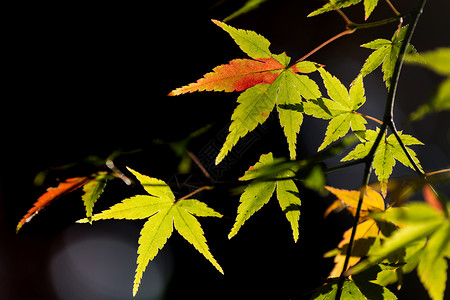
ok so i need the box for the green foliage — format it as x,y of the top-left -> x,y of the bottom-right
229,153 -> 301,242
349,203 -> 450,300
308,0 -> 380,20
81,173 -> 114,223
342,129 -> 423,195
78,168 -> 223,296
405,47 -> 450,121
223,0 -> 269,22
19,1 -> 450,299
358,26 -> 413,90
305,69 -> 367,150
169,20 -> 322,163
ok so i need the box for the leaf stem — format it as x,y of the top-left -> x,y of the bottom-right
384,0 -> 401,16
353,111 -> 383,125
294,29 -> 355,64
176,186 -> 214,202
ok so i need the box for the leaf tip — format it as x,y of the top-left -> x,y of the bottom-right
211,19 -> 222,27
15,222 -> 23,234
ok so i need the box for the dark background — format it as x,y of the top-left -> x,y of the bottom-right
1,0 -> 449,299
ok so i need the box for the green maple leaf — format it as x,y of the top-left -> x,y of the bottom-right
342,129 -> 423,195
78,168 -> 223,296
358,26 -> 415,90
228,152 -> 302,242
81,172 -> 114,223
169,20 -> 322,164
304,69 -> 367,151
308,0 -> 380,20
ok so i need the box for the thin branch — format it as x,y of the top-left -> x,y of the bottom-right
348,14 -> 405,30
426,168 -> 450,176
325,158 -> 367,173
335,162 -> 373,300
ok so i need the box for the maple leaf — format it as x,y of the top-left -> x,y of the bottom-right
324,185 -> 385,277
81,172 -> 114,223
341,128 -> 423,196
16,176 -> 93,232
228,153 -> 301,242
304,70 -> 367,150
358,26 -> 415,89
308,0 -> 380,20
78,168 -> 223,296
169,20 -> 322,163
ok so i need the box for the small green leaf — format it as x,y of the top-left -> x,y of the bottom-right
308,0 -> 362,18
81,172 -> 113,223
358,26 -> 412,89
229,153 -> 301,242
342,129 -> 423,195
316,70 -> 367,150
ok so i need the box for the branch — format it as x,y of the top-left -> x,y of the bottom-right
335,162 -> 373,300
335,0 -> 428,298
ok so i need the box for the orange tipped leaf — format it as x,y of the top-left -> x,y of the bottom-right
16,176 -> 92,232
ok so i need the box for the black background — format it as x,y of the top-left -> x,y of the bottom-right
1,0 -> 449,299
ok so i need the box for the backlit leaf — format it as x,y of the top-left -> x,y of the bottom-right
78,168 -> 223,296
405,48 -> 450,121
308,0 -> 380,20
229,153 -> 301,242
342,129 -> 423,195
17,176 -> 93,232
169,20 -> 322,164
308,70 -> 367,151
82,172 -> 114,223
358,26 -> 412,89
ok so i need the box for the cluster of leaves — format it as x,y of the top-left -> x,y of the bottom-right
16,0 -> 450,299
320,186 -> 449,300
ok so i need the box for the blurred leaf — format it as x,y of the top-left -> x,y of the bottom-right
223,0 -> 269,22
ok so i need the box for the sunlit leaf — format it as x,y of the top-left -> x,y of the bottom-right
78,168 -> 223,296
